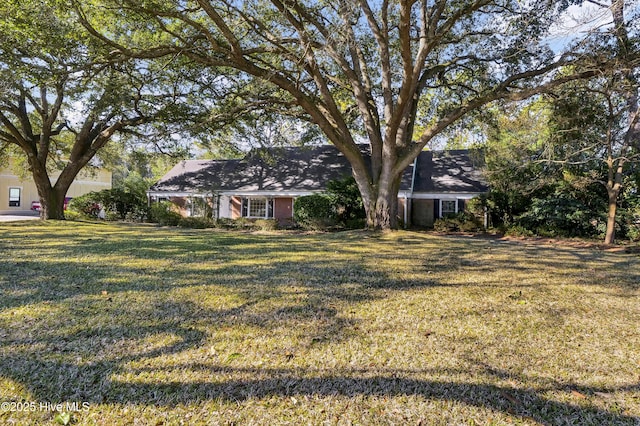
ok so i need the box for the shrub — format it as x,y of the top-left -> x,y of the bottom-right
67,193 -> 102,218
254,219 -> 278,231
178,216 -> 215,229
103,187 -> 149,221
433,216 -> 459,232
616,203 -> 640,241
433,212 -> 482,233
505,225 -> 535,237
460,216 -> 483,232
465,197 -> 485,217
113,173 -> 153,221
63,210 -> 82,221
293,194 -> 336,230
516,195 -> 598,237
149,201 -> 182,226
215,217 -> 261,230
232,217 -> 253,229
626,223 -> 640,241
67,183 -> 149,222
215,218 -> 235,229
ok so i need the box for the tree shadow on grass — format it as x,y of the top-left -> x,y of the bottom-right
0,351 -> 638,424
118,374 -> 639,425
1,225 -> 639,423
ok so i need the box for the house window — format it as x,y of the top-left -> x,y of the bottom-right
9,187 -> 21,207
241,197 -> 274,218
249,198 -> 266,217
440,199 -> 457,217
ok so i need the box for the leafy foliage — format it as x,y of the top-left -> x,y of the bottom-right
326,176 -> 366,227
253,219 -> 278,231
68,174 -> 150,221
75,0 -> 619,229
293,177 -> 366,230
177,216 -> 216,229
293,195 -> 336,231
479,91 -> 640,240
515,194 -> 602,238
433,212 -> 483,233
67,194 -> 103,219
149,201 -> 182,226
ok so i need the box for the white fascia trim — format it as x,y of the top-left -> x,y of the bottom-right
147,190 -> 321,198
409,192 -> 484,200
150,190 -> 485,200
218,190 -> 319,197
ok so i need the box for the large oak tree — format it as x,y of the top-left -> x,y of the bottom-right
77,0 -> 629,229
0,0 -> 209,219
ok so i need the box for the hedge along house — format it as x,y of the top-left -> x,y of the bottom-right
147,145 -> 488,227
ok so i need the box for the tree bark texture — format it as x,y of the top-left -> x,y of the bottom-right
604,187 -> 619,245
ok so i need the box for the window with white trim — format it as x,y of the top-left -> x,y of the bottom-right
440,199 -> 457,217
9,187 -> 21,207
241,197 -> 274,218
249,198 -> 266,217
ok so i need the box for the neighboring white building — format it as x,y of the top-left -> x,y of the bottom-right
0,165 -> 112,214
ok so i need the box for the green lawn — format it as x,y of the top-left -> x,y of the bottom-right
0,221 -> 638,425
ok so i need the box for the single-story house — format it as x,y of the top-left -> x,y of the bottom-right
147,144 -> 488,227
0,164 -> 112,214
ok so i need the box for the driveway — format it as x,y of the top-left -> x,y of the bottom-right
0,212 -> 40,222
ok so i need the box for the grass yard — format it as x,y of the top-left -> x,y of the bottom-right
0,221 -> 639,425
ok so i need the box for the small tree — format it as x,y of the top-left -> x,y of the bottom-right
479,100 -> 560,228
547,73 -> 639,244
549,0 -> 640,244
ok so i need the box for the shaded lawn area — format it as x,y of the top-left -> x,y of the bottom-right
0,221 -> 638,425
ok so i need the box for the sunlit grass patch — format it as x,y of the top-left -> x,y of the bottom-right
0,221 -> 638,425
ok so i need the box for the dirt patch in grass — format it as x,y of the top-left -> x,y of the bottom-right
0,221 -> 638,425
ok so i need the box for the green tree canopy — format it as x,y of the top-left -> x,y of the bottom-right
0,0 -> 221,218
75,0 -> 633,229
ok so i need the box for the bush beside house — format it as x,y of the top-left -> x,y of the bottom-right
68,174 -> 151,222
293,194 -> 335,230
293,177 -> 367,230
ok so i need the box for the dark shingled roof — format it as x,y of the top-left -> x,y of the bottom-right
413,149 -> 488,193
149,145 -> 486,194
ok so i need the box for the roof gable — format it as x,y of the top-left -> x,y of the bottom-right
412,149 -> 488,193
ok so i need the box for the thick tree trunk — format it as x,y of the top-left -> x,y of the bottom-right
41,189 -> 67,220
357,170 -> 402,231
374,192 -> 397,230
30,159 -> 74,220
604,188 -> 619,245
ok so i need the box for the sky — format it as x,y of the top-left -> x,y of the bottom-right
547,0 -> 640,53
